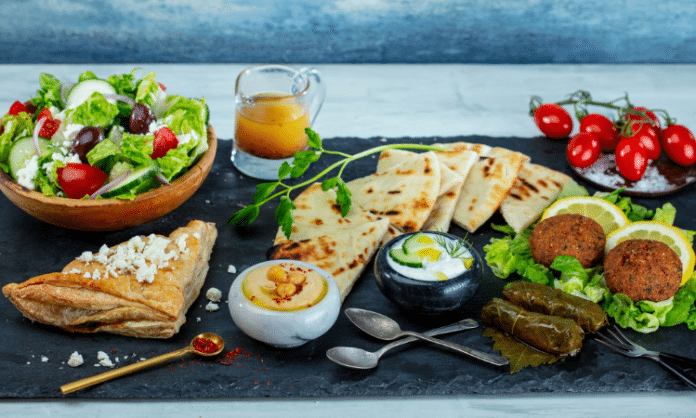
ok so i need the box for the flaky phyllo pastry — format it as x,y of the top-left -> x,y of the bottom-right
2,220 -> 217,339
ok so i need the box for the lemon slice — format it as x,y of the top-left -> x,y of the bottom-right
541,196 -> 629,235
431,271 -> 449,281
605,221 -> 696,286
417,247 -> 441,263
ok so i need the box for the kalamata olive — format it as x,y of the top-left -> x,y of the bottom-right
72,126 -> 105,163
129,103 -> 155,134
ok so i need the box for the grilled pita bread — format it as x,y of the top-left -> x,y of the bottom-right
500,162 -> 571,233
452,147 -> 529,233
2,220 -> 217,339
377,148 -> 475,232
346,151 -> 441,233
273,182 -> 386,244
268,220 -> 389,301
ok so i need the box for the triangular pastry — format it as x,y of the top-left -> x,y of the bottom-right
2,220 -> 217,339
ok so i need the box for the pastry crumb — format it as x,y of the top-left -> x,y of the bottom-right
206,287 -> 222,302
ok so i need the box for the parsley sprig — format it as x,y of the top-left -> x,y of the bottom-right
229,128 -> 448,238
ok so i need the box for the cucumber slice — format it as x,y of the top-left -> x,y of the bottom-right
8,136 -> 50,179
402,232 -> 436,255
65,79 -> 116,109
101,164 -> 157,198
389,248 -> 423,268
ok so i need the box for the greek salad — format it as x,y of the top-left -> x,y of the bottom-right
0,69 -> 209,199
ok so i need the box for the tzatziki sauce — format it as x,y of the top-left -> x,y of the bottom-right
387,234 -> 471,281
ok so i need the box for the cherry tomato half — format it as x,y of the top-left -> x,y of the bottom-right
624,106 -> 661,131
579,113 -> 619,152
8,100 -> 28,116
661,124 -> 696,166
615,138 -> 648,182
566,132 -> 601,169
151,127 -> 179,159
533,103 -> 573,139
56,162 -> 108,199
620,121 -> 661,160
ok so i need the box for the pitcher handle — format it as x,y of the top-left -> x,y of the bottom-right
300,67 -> 326,126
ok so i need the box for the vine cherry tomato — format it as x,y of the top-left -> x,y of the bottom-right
56,163 -> 108,199
624,106 -> 661,131
661,124 -> 696,166
151,127 -> 178,159
615,138 -> 648,182
620,121 -> 661,160
533,103 -> 573,139
566,132 -> 601,168
579,113 -> 619,152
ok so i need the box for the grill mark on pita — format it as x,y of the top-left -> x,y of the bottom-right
483,158 -> 496,177
330,203 -> 342,214
537,179 -> 549,188
509,193 -> 522,200
388,190 -> 401,195
445,191 -> 457,198
366,187 -> 374,194
312,219 -> 324,226
402,222 -> 418,232
552,180 -> 563,188
414,197 -> 430,210
385,210 -> 401,216
522,179 -> 539,193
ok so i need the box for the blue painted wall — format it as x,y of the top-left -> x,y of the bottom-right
1,0 -> 695,64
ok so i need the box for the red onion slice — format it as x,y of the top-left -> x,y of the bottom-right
32,117 -> 47,156
89,170 -> 131,200
154,171 -> 171,186
102,94 -> 136,107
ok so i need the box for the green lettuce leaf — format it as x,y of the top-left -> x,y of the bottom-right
86,139 -> 120,173
78,71 -> 98,82
31,73 -> 63,110
156,146 -> 191,181
162,95 -> 208,159
120,132 -> 153,166
0,113 -> 34,163
70,92 -> 120,127
135,71 -> 169,118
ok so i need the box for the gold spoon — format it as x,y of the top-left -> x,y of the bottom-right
60,333 -> 225,395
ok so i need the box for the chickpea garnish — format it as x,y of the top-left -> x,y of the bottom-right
276,283 -> 297,297
267,265 -> 287,283
287,271 -> 307,286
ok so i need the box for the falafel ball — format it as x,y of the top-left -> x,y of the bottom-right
604,239 -> 682,302
529,213 -> 606,268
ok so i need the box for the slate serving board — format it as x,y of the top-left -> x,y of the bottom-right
1,136 -> 695,399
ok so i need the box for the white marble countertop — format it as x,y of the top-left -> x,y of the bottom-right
2,64 -> 696,417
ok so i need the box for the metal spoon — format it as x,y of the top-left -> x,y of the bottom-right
327,318 -> 478,369
345,308 -> 508,367
60,333 -> 225,395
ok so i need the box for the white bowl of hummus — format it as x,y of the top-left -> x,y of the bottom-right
228,259 -> 341,348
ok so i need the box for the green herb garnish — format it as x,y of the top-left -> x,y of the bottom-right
433,233 -> 473,259
229,128 -> 447,238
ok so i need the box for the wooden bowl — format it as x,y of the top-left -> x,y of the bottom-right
0,126 -> 218,231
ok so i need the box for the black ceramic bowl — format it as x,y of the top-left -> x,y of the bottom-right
374,232 -> 482,315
